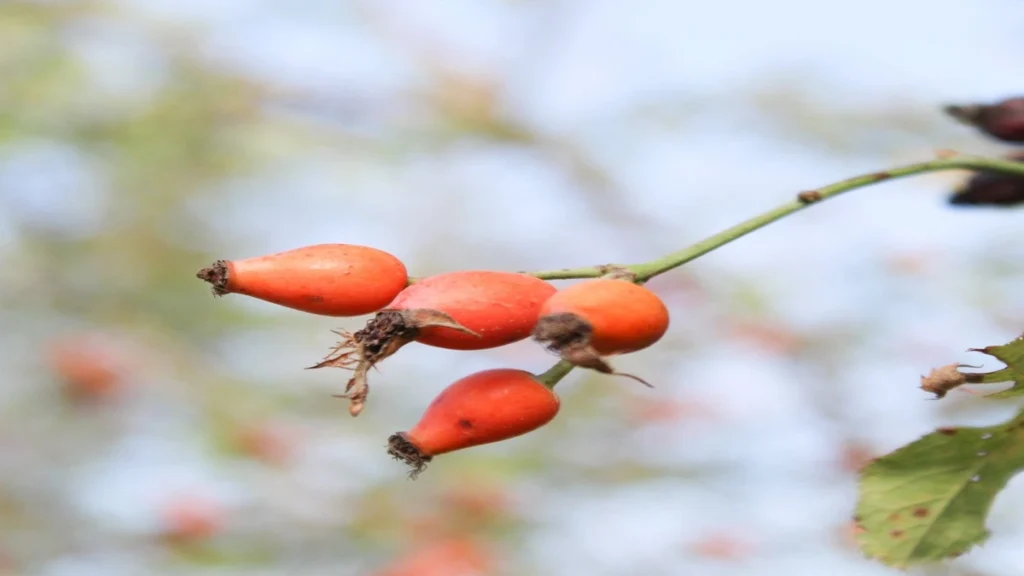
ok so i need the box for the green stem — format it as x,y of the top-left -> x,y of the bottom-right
529,267 -> 609,281
526,154 -> 1024,282
535,360 -> 575,389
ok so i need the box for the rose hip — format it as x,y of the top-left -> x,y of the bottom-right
532,277 -> 669,385
387,368 -> 560,477
197,243 -> 408,317
309,271 -> 556,416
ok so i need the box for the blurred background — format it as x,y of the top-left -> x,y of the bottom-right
3,0 -> 1024,574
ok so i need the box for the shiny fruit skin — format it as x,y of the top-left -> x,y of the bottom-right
209,244 -> 407,317
389,271 -> 556,350
406,369 -> 559,457
539,278 -> 669,355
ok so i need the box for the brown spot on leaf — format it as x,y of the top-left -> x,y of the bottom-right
937,427 -> 958,435
912,508 -> 929,518
871,172 -> 891,182
890,529 -> 904,538
888,512 -> 901,522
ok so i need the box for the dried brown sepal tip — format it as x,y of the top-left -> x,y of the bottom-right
196,260 -> 230,296
387,432 -> 432,479
532,313 -> 652,388
943,104 -> 986,125
307,309 -> 479,416
920,363 -> 983,399
943,98 -> 1024,143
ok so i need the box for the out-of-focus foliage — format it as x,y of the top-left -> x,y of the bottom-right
3,1 -> 1024,575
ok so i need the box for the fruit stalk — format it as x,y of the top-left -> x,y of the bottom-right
535,360 -> 575,389
525,154 -> 1024,283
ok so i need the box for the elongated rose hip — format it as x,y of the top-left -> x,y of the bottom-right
196,244 -> 408,317
387,368 -> 560,477
532,277 -> 669,385
309,270 -> 556,416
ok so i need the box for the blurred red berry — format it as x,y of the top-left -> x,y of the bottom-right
726,319 -> 804,356
372,538 -> 494,576
46,334 -> 125,403
440,484 -> 513,523
235,422 -> 295,467
159,494 -> 223,544
687,532 -> 754,561
624,396 -> 717,426
838,441 -> 876,473
883,251 -> 934,276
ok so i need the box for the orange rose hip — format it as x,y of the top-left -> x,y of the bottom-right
309,271 -> 556,416
387,369 -> 560,477
196,243 -> 408,317
532,278 -> 669,384
387,271 -> 557,350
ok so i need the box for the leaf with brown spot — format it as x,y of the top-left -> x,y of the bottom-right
856,409 -> 1024,568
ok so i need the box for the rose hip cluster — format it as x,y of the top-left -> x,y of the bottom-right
197,244 -> 670,477
943,96 -> 1024,206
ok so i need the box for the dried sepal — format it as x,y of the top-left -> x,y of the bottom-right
387,432 -> 432,479
532,312 -> 653,387
308,309 -> 479,416
920,363 -> 983,399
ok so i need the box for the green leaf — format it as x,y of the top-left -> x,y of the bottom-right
855,409 -> 1024,567
966,333 -> 1024,398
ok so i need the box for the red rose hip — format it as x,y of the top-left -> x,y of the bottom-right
309,270 -> 556,416
387,368 -> 560,477
196,243 -> 408,317
532,277 -> 670,385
